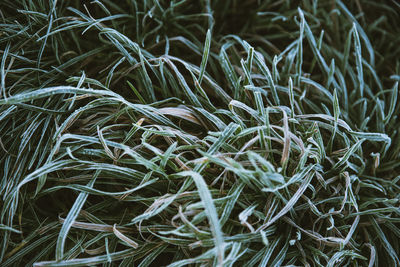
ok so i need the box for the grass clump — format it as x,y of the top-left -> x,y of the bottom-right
1,0 -> 400,266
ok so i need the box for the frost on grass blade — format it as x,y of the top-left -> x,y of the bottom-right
1,0 -> 400,266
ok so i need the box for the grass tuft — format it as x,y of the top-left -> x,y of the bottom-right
1,0 -> 400,266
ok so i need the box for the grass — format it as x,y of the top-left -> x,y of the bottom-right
0,0 -> 400,266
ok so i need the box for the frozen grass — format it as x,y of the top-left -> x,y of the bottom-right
1,0 -> 400,266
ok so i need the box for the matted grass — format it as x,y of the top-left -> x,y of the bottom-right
1,0 -> 400,266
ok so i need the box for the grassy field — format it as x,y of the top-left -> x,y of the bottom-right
1,0 -> 400,266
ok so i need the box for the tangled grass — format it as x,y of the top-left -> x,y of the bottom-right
1,0 -> 400,266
